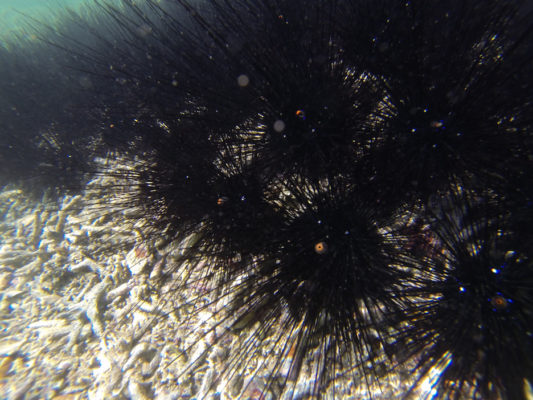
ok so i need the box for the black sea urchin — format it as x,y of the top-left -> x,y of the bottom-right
1,0 -> 532,399
393,190 -> 533,400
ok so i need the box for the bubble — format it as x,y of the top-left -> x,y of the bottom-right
273,120 -> 286,132
78,76 -> 93,89
237,74 -> 250,87
136,24 -> 153,37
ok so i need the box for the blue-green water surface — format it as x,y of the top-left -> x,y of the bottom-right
0,0 -> 93,36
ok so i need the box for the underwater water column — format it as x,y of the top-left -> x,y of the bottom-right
0,0 -> 532,399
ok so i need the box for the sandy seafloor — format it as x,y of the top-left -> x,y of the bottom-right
0,160 -> 266,400
0,163 -> 230,400
0,158 -> 444,400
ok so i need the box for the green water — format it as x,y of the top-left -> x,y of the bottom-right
0,0 -> 90,36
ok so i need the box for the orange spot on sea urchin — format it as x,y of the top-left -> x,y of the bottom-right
314,241 -> 328,254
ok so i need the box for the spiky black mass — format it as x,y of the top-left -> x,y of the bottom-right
1,0 -> 533,398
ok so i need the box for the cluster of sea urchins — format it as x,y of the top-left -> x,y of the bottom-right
1,0 -> 533,399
